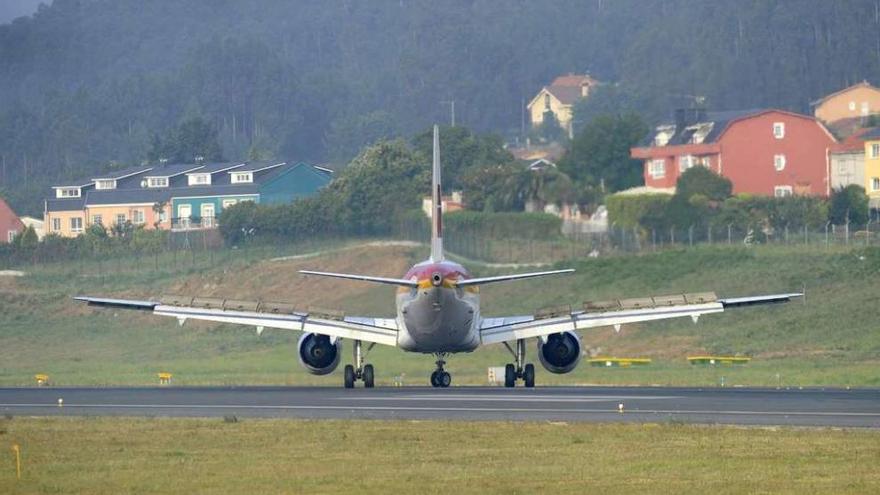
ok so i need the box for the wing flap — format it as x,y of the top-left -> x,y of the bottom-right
76,296 -> 398,347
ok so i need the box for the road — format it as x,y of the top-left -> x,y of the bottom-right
1,386 -> 877,427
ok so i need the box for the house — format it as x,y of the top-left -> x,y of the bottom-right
829,128 -> 873,191
0,198 -> 24,244
859,128 -> 880,208
44,165 -> 152,237
812,81 -> 880,136
19,216 -> 44,240
170,162 -> 332,230
527,74 -> 598,138
631,108 -> 837,197
43,161 -> 331,236
422,191 -> 463,218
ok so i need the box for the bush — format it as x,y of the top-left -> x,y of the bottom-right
444,211 -> 562,241
829,185 -> 869,225
606,193 -> 672,229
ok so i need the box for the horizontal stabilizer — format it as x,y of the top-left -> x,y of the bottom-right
455,269 -> 574,287
299,270 -> 418,288
73,296 -> 157,311
719,293 -> 803,308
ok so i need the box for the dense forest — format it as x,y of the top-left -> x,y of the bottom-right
1,0 -> 880,214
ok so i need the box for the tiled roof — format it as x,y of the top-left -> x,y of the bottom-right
545,85 -> 584,105
233,161 -> 286,172
830,127 -> 875,153
187,162 -> 246,174
550,74 -> 597,87
84,188 -> 173,206
90,165 -> 153,181
811,81 -> 877,106
46,198 -> 86,211
143,164 -> 205,177
640,109 -> 817,148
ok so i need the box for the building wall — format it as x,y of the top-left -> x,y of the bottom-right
528,90 -> 573,130
44,210 -> 86,237
863,140 -> 880,204
0,206 -> 23,244
84,204 -> 170,230
171,195 -> 259,222
638,148 -> 722,189
815,85 -> 880,124
830,152 -> 866,190
260,164 -> 331,204
718,112 -> 834,196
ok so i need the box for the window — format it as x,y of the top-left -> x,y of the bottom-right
158,210 -> 167,223
862,102 -> 870,116
116,214 -> 126,226
132,209 -> 145,225
57,188 -> 80,198
7,230 -> 16,243
70,217 -> 83,233
222,199 -> 238,209
95,179 -> 116,190
774,154 -> 786,171
772,122 -> 785,139
679,155 -> 695,172
774,186 -> 793,197
544,93 -> 551,110
92,214 -> 103,225
147,177 -> 168,188
52,218 -> 61,231
649,159 -> 666,179
872,144 -> 880,159
189,174 -> 210,185
231,172 -> 253,184
849,101 -> 856,111
873,178 -> 880,191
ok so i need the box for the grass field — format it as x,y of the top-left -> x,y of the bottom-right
0,417 -> 877,494
1,241 -> 879,388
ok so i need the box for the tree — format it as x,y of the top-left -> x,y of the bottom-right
559,113 -> 648,192
529,111 -> 567,144
829,185 -> 869,225
147,117 -> 223,164
411,126 -> 512,191
675,166 -> 732,202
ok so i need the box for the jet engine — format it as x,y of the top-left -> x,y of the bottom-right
297,333 -> 342,375
537,331 -> 582,374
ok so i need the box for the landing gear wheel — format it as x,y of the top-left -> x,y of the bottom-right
523,363 -> 535,388
439,371 -> 452,388
363,364 -> 375,388
430,371 -> 440,387
344,365 -> 355,389
504,363 -> 516,388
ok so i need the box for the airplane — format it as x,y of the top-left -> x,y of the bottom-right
76,125 -> 802,389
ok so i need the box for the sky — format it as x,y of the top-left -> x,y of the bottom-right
0,0 -> 43,24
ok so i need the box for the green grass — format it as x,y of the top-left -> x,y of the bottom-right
1,241 -> 879,387
0,417 -> 878,494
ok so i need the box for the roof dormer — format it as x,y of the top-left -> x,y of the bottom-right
95,179 -> 117,190
53,186 -> 84,199
231,171 -> 253,184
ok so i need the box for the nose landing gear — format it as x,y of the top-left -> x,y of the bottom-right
430,355 -> 452,387
503,339 -> 535,388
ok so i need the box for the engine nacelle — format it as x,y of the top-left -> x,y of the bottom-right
537,331 -> 582,374
297,333 -> 342,375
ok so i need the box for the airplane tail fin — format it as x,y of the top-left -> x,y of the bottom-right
431,124 -> 444,262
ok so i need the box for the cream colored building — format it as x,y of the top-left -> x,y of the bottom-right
527,74 -> 598,138
813,81 -> 880,136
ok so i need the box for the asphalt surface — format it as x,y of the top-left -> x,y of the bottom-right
1,386 -> 878,427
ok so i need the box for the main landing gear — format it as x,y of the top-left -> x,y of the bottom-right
503,339 -> 535,388
430,355 -> 452,388
344,340 -> 375,388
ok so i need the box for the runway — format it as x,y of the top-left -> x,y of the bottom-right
1,386 -> 877,427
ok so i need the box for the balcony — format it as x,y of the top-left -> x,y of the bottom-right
171,216 -> 218,231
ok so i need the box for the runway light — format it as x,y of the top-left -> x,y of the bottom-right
618,403 -> 624,414
57,398 -> 63,408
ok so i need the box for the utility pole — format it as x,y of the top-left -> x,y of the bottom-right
441,100 -> 456,127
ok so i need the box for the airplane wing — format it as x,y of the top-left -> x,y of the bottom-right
74,296 -> 399,346
479,292 -> 801,345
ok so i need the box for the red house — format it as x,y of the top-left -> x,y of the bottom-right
0,198 -> 24,244
631,109 -> 837,197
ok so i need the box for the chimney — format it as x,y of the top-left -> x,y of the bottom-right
675,109 -> 686,129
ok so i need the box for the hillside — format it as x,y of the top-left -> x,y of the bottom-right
0,242 -> 877,387
2,0 -> 879,213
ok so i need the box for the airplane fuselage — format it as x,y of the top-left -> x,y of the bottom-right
395,259 -> 481,353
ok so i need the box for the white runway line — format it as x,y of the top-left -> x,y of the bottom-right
1,403 -> 879,418
342,395 -> 682,403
